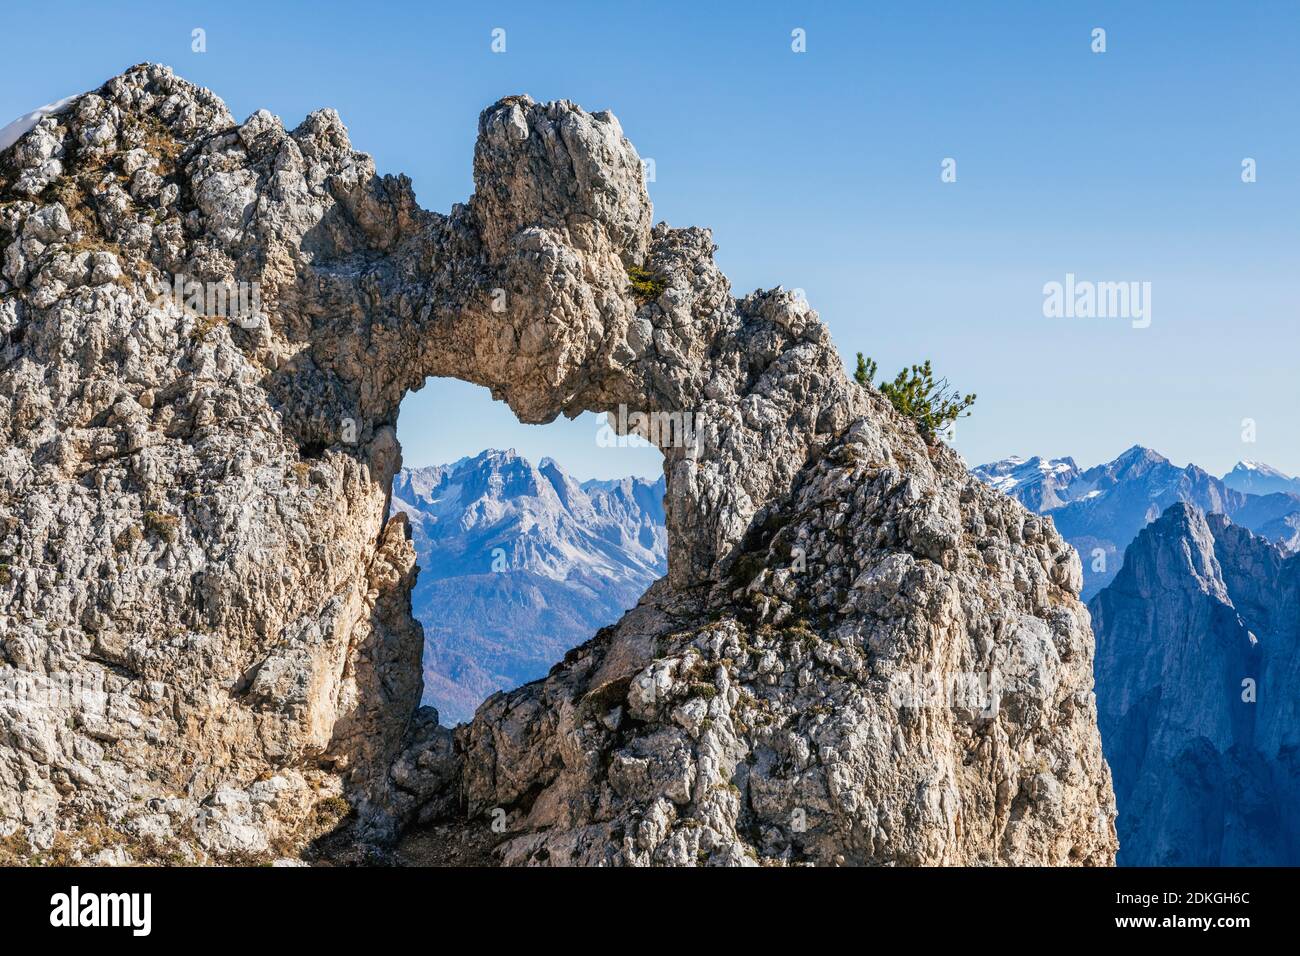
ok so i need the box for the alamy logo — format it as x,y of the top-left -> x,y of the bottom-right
0,671 -> 108,715
1042,273 -> 1151,328
152,272 -> 264,328
889,668 -> 998,717
596,404 -> 706,458
50,886 -> 151,936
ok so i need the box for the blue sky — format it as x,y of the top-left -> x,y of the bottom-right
5,1 -> 1297,479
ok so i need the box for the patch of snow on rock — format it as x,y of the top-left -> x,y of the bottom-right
0,93 -> 80,153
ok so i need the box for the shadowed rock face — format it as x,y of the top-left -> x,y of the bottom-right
1091,503 -> 1300,865
0,64 -> 1115,865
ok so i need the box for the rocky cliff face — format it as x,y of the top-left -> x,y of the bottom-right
393,451 -> 665,725
0,64 -> 1115,865
1090,503 -> 1300,865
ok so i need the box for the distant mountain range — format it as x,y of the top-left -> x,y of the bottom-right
391,450 -> 666,725
972,447 -> 1300,598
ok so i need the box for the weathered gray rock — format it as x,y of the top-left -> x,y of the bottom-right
0,64 -> 1116,865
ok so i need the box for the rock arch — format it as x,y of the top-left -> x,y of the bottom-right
0,65 -> 1114,865
274,89 -> 865,592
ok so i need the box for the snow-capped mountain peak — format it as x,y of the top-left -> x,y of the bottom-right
392,449 -> 665,583
969,455 -> 1079,511
1222,460 -> 1300,496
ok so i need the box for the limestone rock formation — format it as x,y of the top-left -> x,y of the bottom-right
0,64 -> 1116,865
1090,503 -> 1300,865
